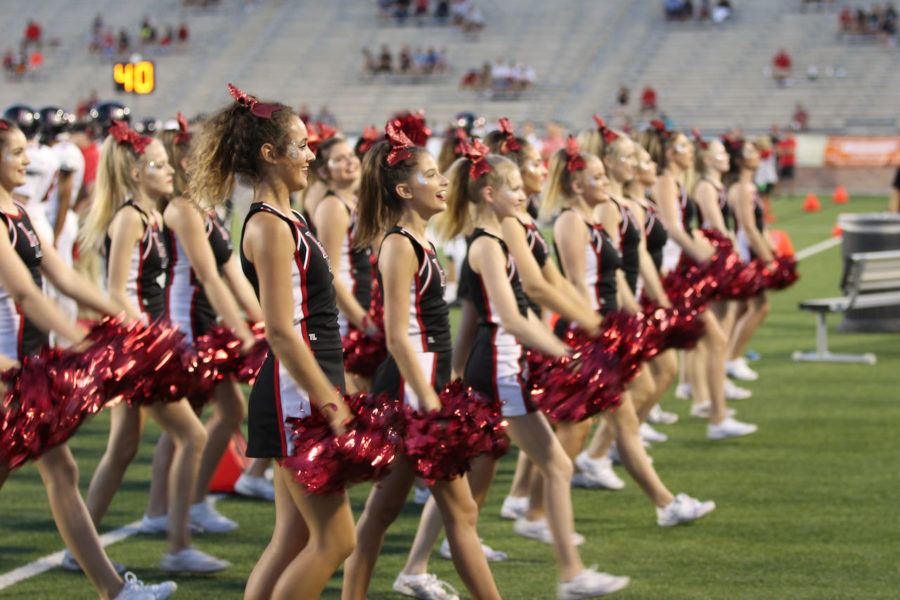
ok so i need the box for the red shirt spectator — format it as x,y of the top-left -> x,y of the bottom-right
177,22 -> 189,43
773,49 -> 791,70
24,21 -> 42,43
792,104 -> 809,131
640,86 -> 657,113
776,134 -> 796,170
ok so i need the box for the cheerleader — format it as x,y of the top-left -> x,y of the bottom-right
0,117 -> 175,599
575,124 -> 679,473
342,130 -> 502,600
398,143 -> 630,600
725,137 -> 773,382
482,122 -> 617,516
140,117 -> 264,534
692,134 -> 752,401
310,136 -> 375,339
624,146 -> 680,426
186,86 -> 356,599
544,138 -> 714,525
79,121 -> 229,572
641,125 -> 756,439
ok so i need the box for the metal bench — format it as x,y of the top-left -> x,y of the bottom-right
792,249 -> 900,364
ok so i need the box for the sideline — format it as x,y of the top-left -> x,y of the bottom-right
794,235 -> 841,261
0,521 -> 141,590
0,494 -> 228,591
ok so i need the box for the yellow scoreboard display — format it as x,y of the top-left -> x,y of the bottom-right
113,61 -> 155,95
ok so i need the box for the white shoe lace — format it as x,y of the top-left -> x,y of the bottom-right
418,574 -> 459,600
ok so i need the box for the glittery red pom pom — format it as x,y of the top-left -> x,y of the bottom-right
402,380 -> 509,484
527,328 -> 625,422
343,276 -> 387,378
756,255 -> 799,290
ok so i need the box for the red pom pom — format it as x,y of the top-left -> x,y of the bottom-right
527,329 -> 625,422
343,277 -> 387,378
757,255 -> 799,290
640,303 -> 707,353
190,323 -> 269,405
0,347 -> 108,469
281,392 -> 405,495
82,317 -> 197,407
402,380 -> 509,484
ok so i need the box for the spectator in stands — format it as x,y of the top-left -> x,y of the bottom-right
699,0 -> 712,20
399,45 -> 413,74
23,20 -> 42,51
640,85 -> 658,114
117,28 -> 131,55
540,121 -> 566,159
415,0 -> 429,24
772,48 -> 792,87
839,5 -> 854,33
177,22 -> 190,43
360,47 -> 376,78
435,47 -> 449,73
2,49 -> 13,75
377,44 -> 393,73
462,3 -> 485,40
775,129 -> 797,197
712,0 -> 732,22
395,0 -> 412,25
617,86 -> 630,108
435,0 -> 450,22
376,0 -> 393,22
754,135 -> 778,206
792,103 -> 809,131
491,57 -> 511,91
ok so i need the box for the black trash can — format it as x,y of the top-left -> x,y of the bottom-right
837,213 -> 900,332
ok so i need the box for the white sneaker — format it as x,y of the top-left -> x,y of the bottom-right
115,572 -> 177,599
646,404 -> 678,425
558,566 -> 630,599
160,546 -> 230,573
392,571 -> 459,600
233,473 -> 275,501
500,495 -> 529,520
514,517 -> 585,546
656,493 -> 716,526
707,417 -> 758,440
639,423 -> 668,443
574,452 -> 625,490
689,402 -> 736,419
139,513 -> 202,535
726,357 -> 759,381
723,379 -> 752,400
438,537 -> 508,562
61,548 -> 127,574
675,383 -> 692,400
190,499 -> 238,533
413,486 -> 431,505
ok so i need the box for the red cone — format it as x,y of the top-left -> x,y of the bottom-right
803,193 -> 821,212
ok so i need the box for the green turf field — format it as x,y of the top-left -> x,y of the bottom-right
2,195 -> 898,599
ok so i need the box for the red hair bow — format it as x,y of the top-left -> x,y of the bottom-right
109,120 -> 152,154
316,122 -> 337,142
227,83 -> 283,119
174,112 -> 191,144
357,125 -> 381,154
385,121 -> 415,166
651,119 -> 670,138
0,121 -> 8,131
461,138 -> 492,180
691,127 -> 708,150
498,118 -> 521,154
593,115 -> 619,143
565,136 -> 586,173
721,134 -> 742,151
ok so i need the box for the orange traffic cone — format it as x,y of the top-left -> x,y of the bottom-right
209,431 -> 251,493
831,223 -> 842,237
832,185 -> 848,204
803,193 -> 821,212
768,229 -> 795,257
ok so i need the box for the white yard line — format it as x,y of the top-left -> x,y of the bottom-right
0,521 -> 141,590
794,235 -> 842,261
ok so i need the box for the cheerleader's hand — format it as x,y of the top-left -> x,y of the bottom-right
360,314 -> 380,337
239,332 -> 257,356
323,398 -> 355,436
